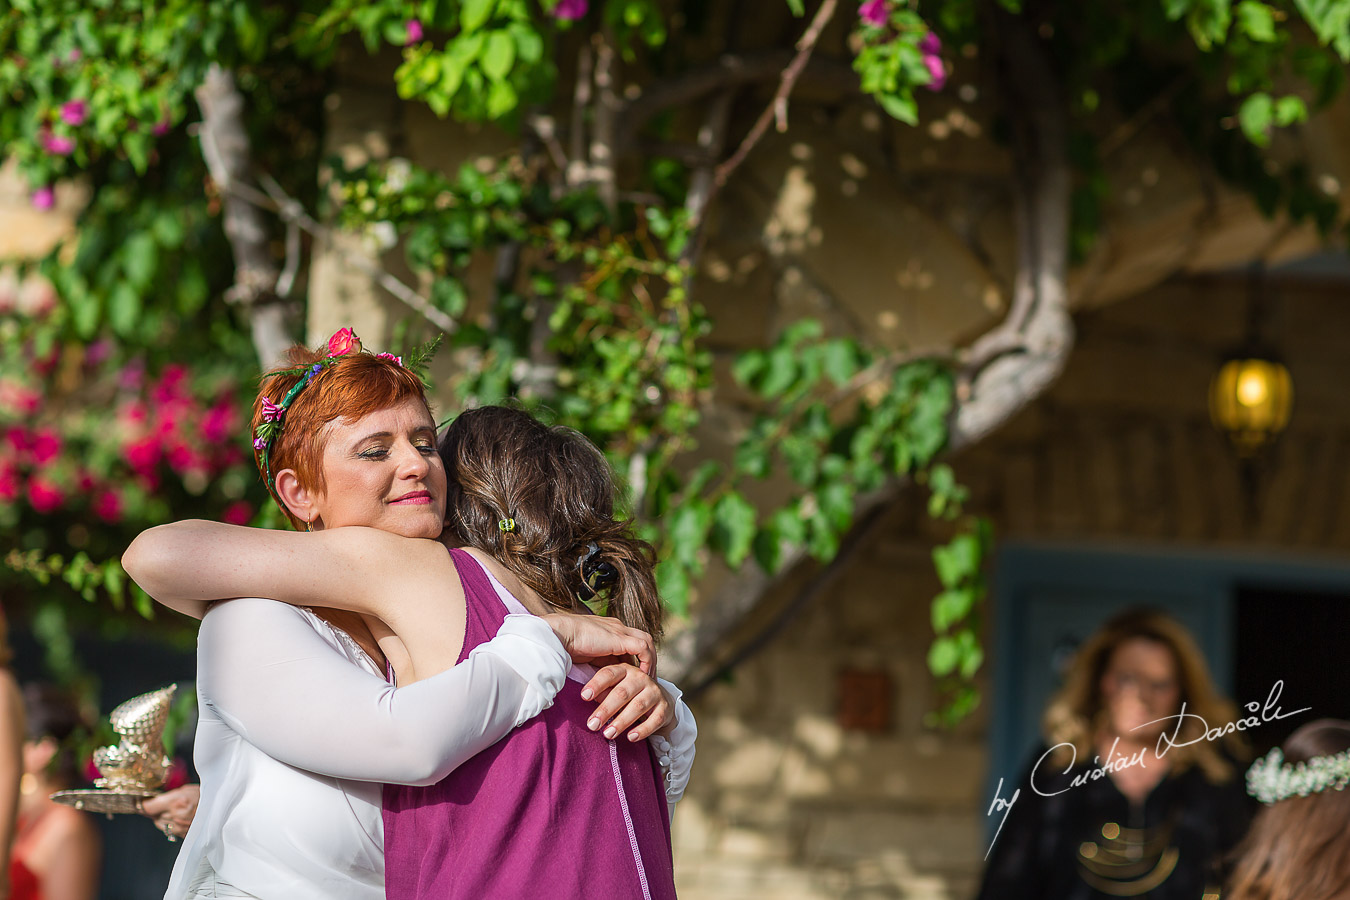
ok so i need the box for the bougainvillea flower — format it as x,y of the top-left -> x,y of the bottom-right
41,131 -> 75,156
30,186 -> 55,210
30,428 -> 62,466
93,489 -> 123,523
554,0 -> 588,20
923,52 -> 947,91
326,327 -> 361,355
858,0 -> 888,27
0,464 -> 18,504
222,501 -> 254,525
123,436 -> 161,474
27,477 -> 65,514
60,99 -> 87,126
405,19 -> 424,44
919,31 -> 941,55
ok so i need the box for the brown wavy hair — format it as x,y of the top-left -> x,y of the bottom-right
440,406 -> 663,641
250,345 -> 432,530
1042,608 -> 1243,782
1227,720 -> 1350,900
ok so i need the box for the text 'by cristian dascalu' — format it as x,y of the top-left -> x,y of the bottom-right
982,679 -> 1310,860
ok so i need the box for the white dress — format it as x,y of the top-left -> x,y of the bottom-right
168,595 -> 696,900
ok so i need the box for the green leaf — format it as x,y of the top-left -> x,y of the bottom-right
931,588 -> 974,633
785,0 -> 805,14
1238,92 -> 1274,145
481,31 -> 516,81
711,491 -> 758,568
1274,95 -> 1308,126
486,78 -> 518,118
879,93 -> 918,125
655,561 -> 691,616
1235,0 -> 1277,40
928,636 -> 959,676
461,0 -> 495,32
932,532 -> 981,589
108,282 -> 142,337
667,501 -> 712,567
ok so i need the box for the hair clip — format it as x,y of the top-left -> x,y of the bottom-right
498,518 -> 516,533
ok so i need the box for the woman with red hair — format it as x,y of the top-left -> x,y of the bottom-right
125,330 -> 693,900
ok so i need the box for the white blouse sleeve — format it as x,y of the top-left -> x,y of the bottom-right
197,598 -> 569,786
650,676 -> 697,819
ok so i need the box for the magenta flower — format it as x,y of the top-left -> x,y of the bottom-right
0,463 -> 18,504
253,434 -> 267,451
60,99 -> 87,126
923,53 -> 947,91
41,131 -> 75,156
222,500 -> 254,525
152,114 -> 172,137
30,428 -> 62,466
260,396 -> 284,423
92,489 -> 123,523
919,31 -> 941,55
202,402 -> 237,443
123,436 -> 161,475
375,352 -> 403,366
554,0 -> 588,20
405,19 -> 424,44
30,186 -> 55,210
27,477 -> 64,514
858,0 -> 888,27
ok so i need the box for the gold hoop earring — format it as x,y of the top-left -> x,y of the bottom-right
305,519 -> 314,533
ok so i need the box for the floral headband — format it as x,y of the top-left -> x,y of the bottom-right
1246,745 -> 1350,804
253,327 -> 440,491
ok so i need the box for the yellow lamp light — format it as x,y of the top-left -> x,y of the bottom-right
1208,355 -> 1293,456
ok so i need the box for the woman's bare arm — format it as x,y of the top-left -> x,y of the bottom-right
123,520 -> 444,621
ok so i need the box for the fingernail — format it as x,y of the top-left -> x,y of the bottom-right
604,726 -> 617,739
588,717 -> 600,731
581,689 -> 593,700
628,732 -> 640,742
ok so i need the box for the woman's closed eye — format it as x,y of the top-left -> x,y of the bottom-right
360,442 -> 435,460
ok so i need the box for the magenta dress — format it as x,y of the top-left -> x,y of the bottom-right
383,548 -> 677,899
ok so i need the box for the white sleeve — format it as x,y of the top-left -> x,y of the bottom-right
650,676 -> 697,819
197,598 -> 569,786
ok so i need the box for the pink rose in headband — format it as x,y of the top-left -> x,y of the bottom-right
326,327 -> 361,356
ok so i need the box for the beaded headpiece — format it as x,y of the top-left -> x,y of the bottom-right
253,327 -> 441,491
1246,746 -> 1350,804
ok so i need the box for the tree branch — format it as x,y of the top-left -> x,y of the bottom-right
662,2 -> 1076,685
194,65 -> 295,369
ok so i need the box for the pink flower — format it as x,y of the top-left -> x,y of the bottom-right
553,0 -> 588,19
203,403 -> 238,443
405,19 -> 423,44
123,436 -> 161,474
0,464 -> 18,504
166,442 -> 205,474
30,428 -> 61,466
4,428 -> 33,455
259,396 -> 283,424
27,477 -> 64,514
221,501 -> 254,525
152,117 -> 171,137
60,99 -> 87,126
41,130 -> 75,156
67,49 -> 81,64
75,470 -> 97,492
375,352 -> 403,366
92,489 -> 122,523
0,380 -> 41,415
326,327 -> 361,356
164,757 -> 189,791
84,339 -> 112,368
30,186 -> 55,210
858,0 -> 888,27
253,434 -> 267,451
923,52 -> 947,91
918,31 -> 941,55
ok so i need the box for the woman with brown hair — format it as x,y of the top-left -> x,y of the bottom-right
976,608 -> 1250,899
1226,719 -> 1350,900
124,331 -> 691,899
